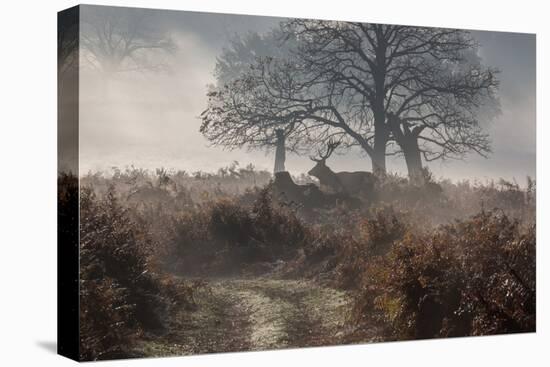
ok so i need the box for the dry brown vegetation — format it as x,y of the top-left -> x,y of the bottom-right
61,164 -> 535,360
345,210 -> 535,341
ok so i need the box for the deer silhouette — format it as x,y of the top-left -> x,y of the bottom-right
308,140 -> 377,197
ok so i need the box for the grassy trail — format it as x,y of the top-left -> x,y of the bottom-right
137,277 -> 354,357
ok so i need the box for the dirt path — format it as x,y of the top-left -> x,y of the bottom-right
137,277 -> 353,357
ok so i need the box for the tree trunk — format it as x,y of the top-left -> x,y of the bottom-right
371,138 -> 387,176
403,141 -> 424,185
371,109 -> 389,176
274,129 -> 286,174
386,112 -> 425,184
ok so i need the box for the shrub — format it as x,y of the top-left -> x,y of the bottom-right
251,187 -> 309,257
167,187 -> 309,275
79,187 -> 196,360
329,208 -> 407,290
350,210 -> 536,340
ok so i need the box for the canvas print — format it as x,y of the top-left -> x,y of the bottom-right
58,4 -> 536,361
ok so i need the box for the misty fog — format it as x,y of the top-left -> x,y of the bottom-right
78,6 -> 536,183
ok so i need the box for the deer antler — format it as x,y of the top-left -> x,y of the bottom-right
310,139 -> 341,162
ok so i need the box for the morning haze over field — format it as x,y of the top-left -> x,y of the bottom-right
59,5 -> 536,361
78,7 -> 535,182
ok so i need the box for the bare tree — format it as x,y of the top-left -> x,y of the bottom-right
201,31 -> 326,172
283,20 -> 499,177
80,7 -> 176,74
384,45 -> 498,183
201,31 -> 374,172
387,72 -> 496,184
202,21 -> 499,180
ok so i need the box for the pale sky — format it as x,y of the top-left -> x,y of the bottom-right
78,5 -> 536,183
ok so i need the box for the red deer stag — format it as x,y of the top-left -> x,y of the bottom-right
308,140 -> 377,197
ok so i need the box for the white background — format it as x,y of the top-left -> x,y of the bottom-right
0,0 -> 547,365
